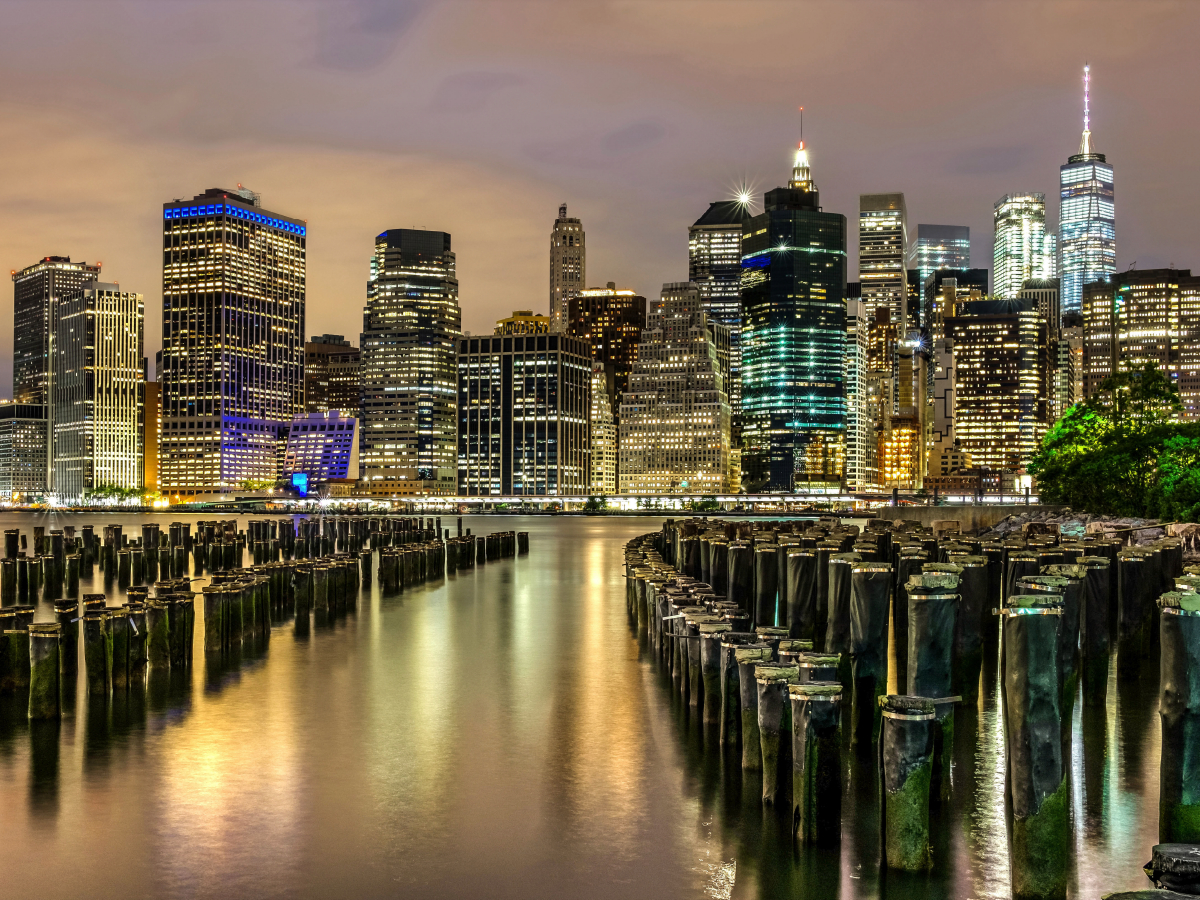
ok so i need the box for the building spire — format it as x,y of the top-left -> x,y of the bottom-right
1079,64 -> 1093,156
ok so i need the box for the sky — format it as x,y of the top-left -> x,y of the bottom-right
0,0 -> 1197,391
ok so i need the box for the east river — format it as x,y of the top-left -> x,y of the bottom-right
0,512 -> 1164,899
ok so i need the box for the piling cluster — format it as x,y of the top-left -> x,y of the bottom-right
626,515 -> 1197,898
0,516 -> 528,724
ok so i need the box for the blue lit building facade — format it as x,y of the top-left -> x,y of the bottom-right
159,187 -> 306,495
739,143 -> 847,492
283,410 -> 360,485
1059,67 -> 1114,318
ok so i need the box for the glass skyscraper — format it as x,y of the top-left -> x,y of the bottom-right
993,193 -> 1056,299
12,257 -> 101,405
689,199 -> 752,423
360,229 -> 460,496
1059,65 -> 1115,318
908,224 -> 971,288
740,141 -> 847,492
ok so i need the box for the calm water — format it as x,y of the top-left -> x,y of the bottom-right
0,512 -> 1163,899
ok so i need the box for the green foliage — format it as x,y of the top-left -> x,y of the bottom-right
685,496 -> 720,512
85,484 -> 143,502
583,495 -> 608,512
1030,362 -> 1200,518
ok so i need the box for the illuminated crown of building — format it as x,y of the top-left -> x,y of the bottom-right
790,141 -> 814,191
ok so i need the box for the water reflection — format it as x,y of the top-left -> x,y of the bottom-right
0,513 -> 1173,899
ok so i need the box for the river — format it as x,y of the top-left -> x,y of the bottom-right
0,512 -> 1163,898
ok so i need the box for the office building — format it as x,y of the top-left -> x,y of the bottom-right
908,225 -> 971,288
867,306 -> 897,374
1059,65 -> 1115,318
12,257 -> 101,404
567,283 -> 646,414
923,268 -> 989,342
0,403 -> 47,501
456,333 -> 591,495
1018,278 -> 1061,334
618,283 -> 732,494
361,229 -> 460,495
1082,269 -> 1200,417
859,193 -> 909,328
144,380 -> 160,490
550,204 -> 586,333
741,138 -> 847,492
495,311 -> 550,336
993,193 -> 1056,298
690,198 -> 753,423
845,297 -> 878,491
160,187 -> 306,494
1054,317 -> 1084,421
946,298 -> 1050,471
590,361 -> 617,495
879,414 -> 921,489
49,282 -> 145,500
283,411 -> 360,484
304,334 -> 360,416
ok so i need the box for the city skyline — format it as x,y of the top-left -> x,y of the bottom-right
0,2 -> 1192,396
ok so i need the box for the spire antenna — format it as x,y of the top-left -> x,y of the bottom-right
1083,63 -> 1090,133
1078,63 -> 1094,156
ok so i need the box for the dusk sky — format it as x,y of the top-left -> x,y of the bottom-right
0,0 -> 1196,392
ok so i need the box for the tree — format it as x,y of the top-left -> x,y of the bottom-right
1149,431 -> 1200,522
1030,362 -> 1197,518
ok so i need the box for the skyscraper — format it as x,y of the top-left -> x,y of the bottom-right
456,333 -> 591,496
993,193 -> 1056,298
1017,278 -> 1061,335
159,187 -> 306,495
741,139 -> 847,492
844,297 -> 878,491
1082,269 -> 1200,417
923,268 -> 990,342
589,361 -> 617,495
360,229 -> 460,495
689,199 -> 753,422
49,281 -> 145,499
567,283 -> 646,415
12,257 -> 101,404
618,283 -> 732,494
946,298 -> 1051,471
859,194 -> 908,329
908,225 -> 971,288
1059,65 -> 1115,317
549,204 -> 585,333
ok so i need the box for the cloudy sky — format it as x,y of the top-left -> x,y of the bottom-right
0,0 -> 1196,390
